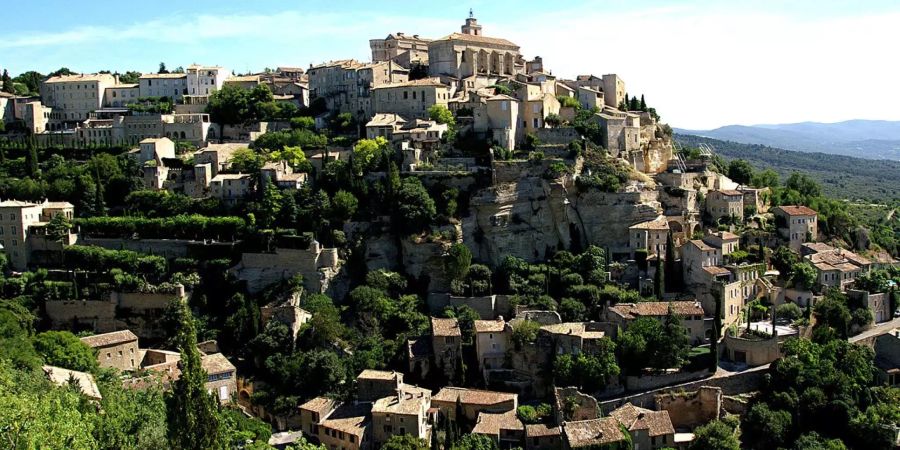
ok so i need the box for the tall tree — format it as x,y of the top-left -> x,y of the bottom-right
25,136 -> 41,178
639,94 -> 647,111
1,69 -> 15,93
167,301 -> 222,450
653,251 -> 664,298
158,62 -> 169,74
664,231 -> 679,291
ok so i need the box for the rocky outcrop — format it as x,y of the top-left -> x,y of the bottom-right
572,189 -> 662,255
400,224 -> 462,292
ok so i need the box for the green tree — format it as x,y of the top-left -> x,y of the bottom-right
330,190 -> 358,223
727,159 -> 754,185
653,253 -> 664,297
229,147 -> 266,173
167,301 -> 223,450
207,84 -> 250,141
790,262 -> 817,290
351,137 -> 389,175
689,420 -> 740,450
1,69 -> 14,93
395,177 -> 436,234
33,331 -> 98,373
813,290 -> 852,338
382,434 -> 430,450
751,168 -> 780,188
450,433 -> 498,450
445,243 -> 473,282
13,70 -> 44,94
25,136 -> 41,179
793,432 -> 847,450
743,403 -> 792,449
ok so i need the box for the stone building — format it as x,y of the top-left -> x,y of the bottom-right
706,189 -> 744,224
562,417 -> 629,449
372,78 -> 451,120
431,387 -> 517,422
0,199 -> 75,270
103,84 -> 139,107
307,59 -> 408,120
802,242 -> 871,291
772,205 -> 818,251
474,319 -> 509,383
138,137 -> 175,165
431,317 -> 462,379
230,242 -> 341,295
608,403 -> 676,450
80,330 -> 139,371
370,32 -> 432,67
539,322 -> 607,356
357,369 -> 405,402
472,410 -> 524,447
371,384 -> 433,446
138,73 -> 187,100
606,301 -> 708,345
628,216 -> 670,258
316,403 -> 371,450
40,73 -> 117,127
186,65 -> 229,96
210,173 -> 253,203
299,396 -> 341,438
428,13 -> 523,79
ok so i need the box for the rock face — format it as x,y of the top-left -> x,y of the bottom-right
465,176 -> 574,266
572,189 -> 662,256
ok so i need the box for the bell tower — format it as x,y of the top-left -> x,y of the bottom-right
461,9 -> 482,36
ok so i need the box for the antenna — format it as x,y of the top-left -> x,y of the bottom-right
469,8 -> 474,18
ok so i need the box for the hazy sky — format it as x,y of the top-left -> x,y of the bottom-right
2,0 -> 899,129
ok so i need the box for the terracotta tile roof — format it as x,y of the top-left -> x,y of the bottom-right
687,239 -> 715,251
138,73 -> 187,79
716,189 -> 743,197
432,317 -> 461,337
80,330 -> 138,348
366,113 -> 407,127
474,319 -> 506,333
563,417 -> 627,448
372,388 -> 430,415
357,369 -> 399,381
372,78 -> 447,89
433,387 -> 516,406
201,353 -> 235,375
540,322 -> 605,339
225,75 -> 260,83
299,396 -> 340,415
0,200 -> 39,208
609,301 -> 704,319
629,217 -> 669,230
435,32 -> 519,48
319,403 -> 370,435
45,74 -> 116,83
43,365 -> 102,400
609,403 -> 675,437
703,266 -> 732,276
710,231 -> 739,240
526,423 -> 561,437
775,205 -> 817,216
805,243 -> 871,268
472,410 -> 523,435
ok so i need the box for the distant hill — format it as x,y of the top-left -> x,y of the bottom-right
674,134 -> 900,202
675,120 -> 900,160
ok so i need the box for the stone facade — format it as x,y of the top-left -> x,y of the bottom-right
81,330 -> 140,371
372,79 -> 450,120
773,205 -> 818,251
230,242 -> 341,295
428,15 -> 523,79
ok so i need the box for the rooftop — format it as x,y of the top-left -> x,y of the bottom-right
319,403 -> 370,436
299,396 -> 340,415
432,387 -> 516,406
563,417 -> 627,448
526,423 -> 561,437
372,78 -> 447,89
435,32 -> 519,48
472,410 -> 523,435
80,330 -> 138,348
540,322 -> 605,339
43,365 -> 102,400
372,388 -> 430,415
357,369 -> 400,381
202,353 -> 236,375
687,239 -> 715,252
775,205 -> 817,216
609,403 -> 675,437
366,113 -> 407,127
138,73 -> 187,79
45,73 -> 116,83
474,319 -> 506,333
431,317 -> 461,337
0,199 -> 39,208
629,217 -> 669,230
609,301 -> 705,319
716,189 -> 743,197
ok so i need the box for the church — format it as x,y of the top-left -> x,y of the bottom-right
427,11 -> 525,79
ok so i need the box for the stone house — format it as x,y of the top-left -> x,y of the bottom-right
260,291 -> 312,340
431,387 -> 517,422
705,190 -> 744,224
431,317 -> 462,379
43,365 -> 102,401
539,322 -> 607,356
371,78 -> 450,120
874,329 -> 900,386
138,137 -> 175,165
525,424 -> 562,450
371,384 -> 433,446
210,173 -> 253,204
357,369 -> 404,402
628,217 -> 670,258
0,199 -> 74,270
562,417 -> 629,449
772,205 -> 818,251
365,113 -> 407,141
802,243 -> 871,291
576,86 -> 604,110
194,142 -> 248,177
81,329 -> 140,371
370,32 -> 432,67
605,301 -> 708,345
299,396 -> 341,438
316,403 -> 371,450
474,319 -> 509,383
138,72 -> 187,100
472,410 -> 525,447
608,403 -> 676,450
848,289 -> 891,324
261,161 -> 308,190
307,59 -> 408,121
137,351 -> 237,404
40,73 -> 116,126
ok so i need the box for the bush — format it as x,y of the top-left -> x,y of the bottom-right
63,246 -> 167,280
776,302 -> 803,321
75,215 -> 245,241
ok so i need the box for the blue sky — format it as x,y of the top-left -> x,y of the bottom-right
3,0 -> 900,129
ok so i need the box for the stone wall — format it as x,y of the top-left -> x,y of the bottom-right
401,234 -> 457,293
45,299 -> 119,333
534,128 -> 581,145
230,245 -> 341,294
554,387 -> 599,422
573,190 -> 661,254
599,366 -> 766,414
45,288 -> 186,340
654,386 -> 722,429
624,369 -> 711,392
722,333 -> 781,367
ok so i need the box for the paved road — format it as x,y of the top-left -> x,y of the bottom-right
850,316 -> 900,342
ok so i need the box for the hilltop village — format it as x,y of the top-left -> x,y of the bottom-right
1,12 -> 899,450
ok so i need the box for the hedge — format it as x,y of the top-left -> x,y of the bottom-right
75,215 -> 246,241
63,246 -> 167,279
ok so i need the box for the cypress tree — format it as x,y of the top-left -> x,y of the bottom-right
639,94 -> 647,111
25,136 -> 40,179
1,69 -> 14,94
167,301 -> 223,450
710,289 -> 722,372
664,230 -> 678,291
653,251 -> 664,298
623,93 -> 630,110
